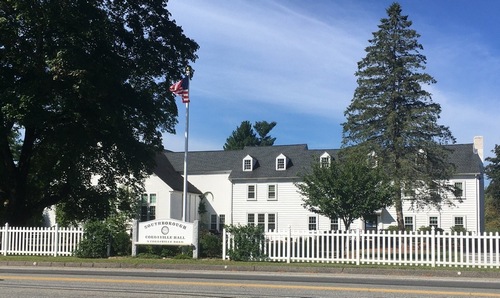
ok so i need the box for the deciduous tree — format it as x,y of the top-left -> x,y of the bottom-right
297,151 -> 392,231
0,1 -> 198,225
342,3 -> 456,230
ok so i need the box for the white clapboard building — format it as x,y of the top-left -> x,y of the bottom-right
144,136 -> 485,233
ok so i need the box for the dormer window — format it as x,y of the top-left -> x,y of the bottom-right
243,155 -> 255,171
276,153 -> 288,171
320,152 -> 331,168
367,151 -> 377,168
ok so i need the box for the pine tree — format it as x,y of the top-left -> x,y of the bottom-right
485,145 -> 500,231
342,3 -> 456,230
223,121 -> 276,150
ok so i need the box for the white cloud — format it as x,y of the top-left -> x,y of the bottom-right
167,0 -> 500,159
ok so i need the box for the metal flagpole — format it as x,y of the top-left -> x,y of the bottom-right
182,66 -> 191,222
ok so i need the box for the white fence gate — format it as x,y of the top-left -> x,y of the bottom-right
0,224 -> 84,256
223,228 -> 500,268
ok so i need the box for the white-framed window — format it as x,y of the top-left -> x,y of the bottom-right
267,214 -> 276,231
209,214 -> 226,232
210,214 -> 217,231
367,151 -> 377,168
454,216 -> 466,229
247,184 -> 256,200
404,216 -> 414,231
247,213 -> 277,231
330,218 -> 339,231
276,153 -> 287,171
320,152 -> 331,168
429,216 -> 439,229
454,182 -> 464,198
308,216 -> 318,230
267,184 -> 277,200
416,148 -> 426,165
140,193 -> 156,222
243,155 -> 254,171
247,213 -> 255,225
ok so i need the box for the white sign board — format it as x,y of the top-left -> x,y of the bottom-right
136,219 -> 194,246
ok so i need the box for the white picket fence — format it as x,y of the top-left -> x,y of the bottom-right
222,228 -> 500,268
0,224 -> 84,256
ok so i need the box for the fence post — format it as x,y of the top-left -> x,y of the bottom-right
356,229 -> 361,266
222,227 -> 227,260
53,224 -> 59,257
431,227 -> 436,267
287,225 -> 291,264
1,223 -> 8,255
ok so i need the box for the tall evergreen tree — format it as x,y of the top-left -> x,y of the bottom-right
485,145 -> 500,231
485,145 -> 500,201
342,3 -> 456,230
223,121 -> 276,150
253,121 -> 277,147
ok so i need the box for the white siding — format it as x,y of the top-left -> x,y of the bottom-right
187,173 -> 233,227
233,181 -> 322,231
143,174 -> 174,220
379,177 -> 481,232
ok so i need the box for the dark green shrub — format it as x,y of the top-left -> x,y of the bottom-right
199,230 -> 222,258
106,214 -> 131,256
74,221 -> 110,258
135,245 -> 183,258
226,224 -> 267,261
418,226 -> 444,233
450,225 -> 468,234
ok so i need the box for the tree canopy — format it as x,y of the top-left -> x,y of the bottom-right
0,1 -> 199,225
485,145 -> 500,232
297,151 -> 392,231
342,3 -> 456,230
223,121 -> 276,150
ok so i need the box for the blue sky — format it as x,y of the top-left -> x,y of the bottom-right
164,0 -> 500,161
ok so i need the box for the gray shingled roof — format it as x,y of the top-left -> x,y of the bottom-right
445,143 -> 484,174
152,152 -> 202,194
156,143 -> 482,184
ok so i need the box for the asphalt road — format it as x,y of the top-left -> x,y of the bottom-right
0,267 -> 499,297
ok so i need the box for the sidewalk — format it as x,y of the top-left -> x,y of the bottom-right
1,260 -> 499,279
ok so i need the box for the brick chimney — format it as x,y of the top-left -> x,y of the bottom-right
473,136 -> 484,162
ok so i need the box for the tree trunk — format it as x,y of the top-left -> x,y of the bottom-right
394,195 -> 405,231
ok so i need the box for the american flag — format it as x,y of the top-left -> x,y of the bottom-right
169,77 -> 189,103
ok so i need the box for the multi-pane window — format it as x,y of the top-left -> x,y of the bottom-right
267,214 -> 276,231
267,184 -> 277,200
404,216 -> 414,231
454,216 -> 464,228
243,159 -> 252,171
321,156 -> 330,168
247,185 -> 256,200
247,214 -> 255,225
257,213 -> 265,229
140,193 -> 156,222
247,213 -> 277,231
210,214 -> 226,232
429,216 -> 438,229
308,216 -> 317,230
276,158 -> 285,170
367,151 -> 377,168
210,214 -> 217,231
454,182 -> 463,198
331,218 -> 339,231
